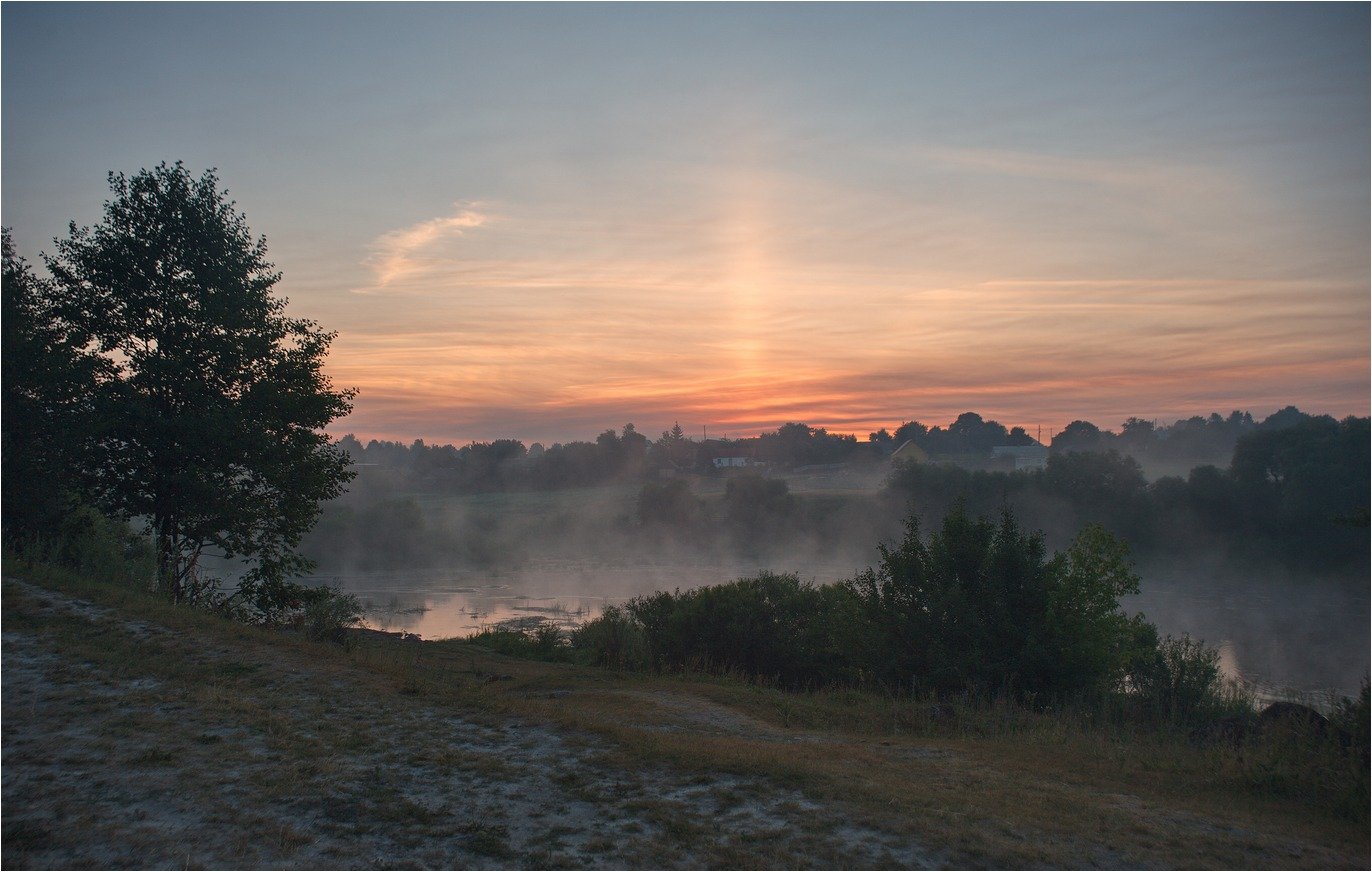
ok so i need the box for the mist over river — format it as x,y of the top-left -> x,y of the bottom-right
310,560 -> 1369,705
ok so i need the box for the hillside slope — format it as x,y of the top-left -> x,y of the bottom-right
3,574 -> 1365,869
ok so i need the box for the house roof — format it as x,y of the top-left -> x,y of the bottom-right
891,440 -> 928,459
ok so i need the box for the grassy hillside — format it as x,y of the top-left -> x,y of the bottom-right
4,556 -> 1367,869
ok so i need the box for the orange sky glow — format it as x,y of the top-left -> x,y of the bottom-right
320,181 -> 1369,445
5,6 -> 1366,446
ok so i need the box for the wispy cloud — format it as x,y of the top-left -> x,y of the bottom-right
365,202 -> 489,288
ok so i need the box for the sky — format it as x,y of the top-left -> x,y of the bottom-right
4,3 -> 1368,446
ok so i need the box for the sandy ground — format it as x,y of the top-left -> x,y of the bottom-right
2,578 -> 934,869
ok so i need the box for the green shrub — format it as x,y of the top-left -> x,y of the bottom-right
636,479 -> 702,530
572,605 -> 650,669
301,589 -> 364,643
1233,680 -> 1369,821
468,619 -> 573,662
850,504 -> 1148,701
1127,634 -> 1238,724
1330,678 -> 1370,763
10,504 -> 155,588
619,571 -> 864,689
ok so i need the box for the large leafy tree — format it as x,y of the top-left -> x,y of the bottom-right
45,162 -> 356,605
2,229 -> 112,539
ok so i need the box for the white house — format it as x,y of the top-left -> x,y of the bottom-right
991,444 -> 1049,470
712,456 -> 749,469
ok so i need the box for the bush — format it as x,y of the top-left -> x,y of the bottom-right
1330,678 -> 1371,763
636,479 -> 702,530
572,605 -> 650,669
1127,634 -> 1237,725
1225,679 -> 1370,821
301,589 -> 363,643
18,505 -> 155,587
723,474 -> 795,553
468,618 -> 572,662
850,504 -> 1149,701
621,572 -> 864,689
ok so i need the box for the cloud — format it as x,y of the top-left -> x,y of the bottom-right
365,203 -> 489,288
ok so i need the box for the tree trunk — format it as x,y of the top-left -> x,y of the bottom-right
155,517 -> 183,602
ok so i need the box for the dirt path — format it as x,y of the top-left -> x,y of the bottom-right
2,578 -> 933,869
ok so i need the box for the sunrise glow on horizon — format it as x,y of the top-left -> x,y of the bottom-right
4,5 -> 1367,446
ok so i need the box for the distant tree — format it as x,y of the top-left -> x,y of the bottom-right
655,421 -> 694,469
335,433 -> 364,461
636,478 -> 702,530
1006,426 -> 1036,446
1052,420 -> 1107,453
1118,417 -> 1157,454
1042,450 -> 1152,541
620,423 -> 649,461
724,473 -> 795,551
948,411 -> 1008,454
1152,412 -> 1253,466
1044,450 -> 1147,509
595,423 -> 649,477
45,163 -> 356,608
892,420 -> 929,448
1229,415 -> 1369,565
1184,465 -> 1239,534
1257,405 -> 1310,431
456,439 -> 526,491
757,422 -> 858,467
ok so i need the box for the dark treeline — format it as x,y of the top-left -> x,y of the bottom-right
642,414 -> 1369,571
888,414 -> 1370,571
311,407 -> 1368,576
336,406 -> 1335,495
1048,409 -> 1306,473
335,420 -> 882,496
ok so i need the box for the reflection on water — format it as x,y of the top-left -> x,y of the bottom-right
311,561 -> 856,640
1125,568 -> 1369,705
311,560 -> 1369,703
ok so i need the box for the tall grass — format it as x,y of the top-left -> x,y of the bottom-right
6,504 -> 156,589
4,504 -> 361,642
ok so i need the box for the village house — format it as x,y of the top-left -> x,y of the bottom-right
991,444 -> 1050,470
889,440 -> 929,464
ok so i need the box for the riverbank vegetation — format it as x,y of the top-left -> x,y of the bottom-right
459,501 -> 1368,822
5,524 -> 1368,866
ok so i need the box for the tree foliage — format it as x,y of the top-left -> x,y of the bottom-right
40,162 -> 355,605
2,230 -> 112,539
578,503 -> 1159,702
850,504 -> 1149,698
621,572 -> 864,688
